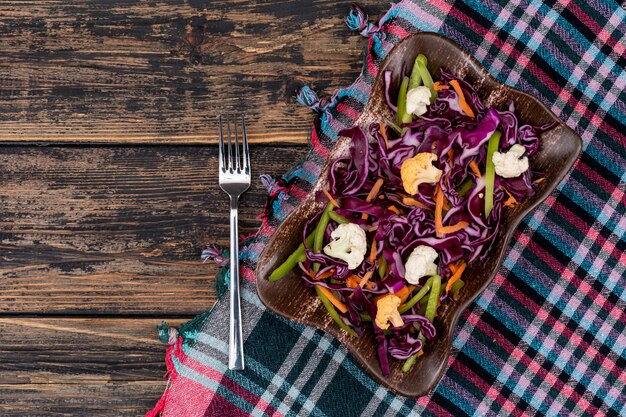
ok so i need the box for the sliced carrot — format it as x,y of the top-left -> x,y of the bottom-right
362,178 -> 385,220
416,349 -> 424,357
442,197 -> 451,211
449,80 -> 475,118
402,196 -> 428,210
388,205 -> 401,214
438,221 -> 470,235
322,188 -> 340,208
346,276 -> 359,288
380,123 -> 389,149
469,160 -> 482,179
317,286 -> 348,314
449,262 -> 459,274
433,81 -> 449,91
533,177 -> 546,184
448,149 -> 455,163
445,262 -> 467,293
359,270 -> 374,288
500,186 -> 518,208
394,285 -> 415,303
434,184 -> 444,237
314,269 -> 335,281
366,178 -> 384,203
369,239 -> 377,264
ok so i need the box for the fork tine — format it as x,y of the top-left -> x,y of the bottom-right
234,114 -> 240,172
218,115 -> 224,172
241,114 -> 250,174
226,115 -> 233,172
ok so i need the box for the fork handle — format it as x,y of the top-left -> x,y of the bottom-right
228,195 -> 245,370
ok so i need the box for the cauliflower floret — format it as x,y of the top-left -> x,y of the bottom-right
492,144 -> 529,178
400,152 -> 442,195
404,245 -> 438,284
406,86 -> 431,116
323,223 -> 367,270
375,294 -> 404,330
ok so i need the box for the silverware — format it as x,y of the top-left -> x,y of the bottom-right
218,114 -> 250,370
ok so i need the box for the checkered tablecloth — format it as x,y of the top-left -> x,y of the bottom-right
148,1 -> 626,416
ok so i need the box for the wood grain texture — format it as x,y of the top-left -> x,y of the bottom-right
0,0 -> 389,413
0,0 -> 385,144
0,145 -> 306,314
0,318 -> 185,416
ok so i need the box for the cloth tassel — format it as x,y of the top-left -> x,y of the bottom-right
157,321 -> 179,346
295,86 -> 330,113
344,3 -> 379,37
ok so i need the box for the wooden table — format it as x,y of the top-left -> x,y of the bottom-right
0,1 -> 387,414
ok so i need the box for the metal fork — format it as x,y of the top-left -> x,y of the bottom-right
218,114 -> 250,371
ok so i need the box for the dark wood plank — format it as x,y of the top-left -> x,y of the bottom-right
0,0 -> 385,144
0,145 -> 307,314
0,317 -> 185,416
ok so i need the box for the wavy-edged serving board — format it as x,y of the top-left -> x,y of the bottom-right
256,32 -> 582,397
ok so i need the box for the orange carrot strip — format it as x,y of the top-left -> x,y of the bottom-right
442,197 -> 451,211
366,179 -> 385,203
435,185 -> 444,237
533,177 -> 546,184
322,189 -> 340,208
318,286 -> 347,314
359,270 -> 374,288
314,269 -> 335,281
438,221 -> 470,235
433,81 -> 449,91
449,80 -> 475,118
449,263 -> 459,274
445,262 -> 467,293
388,205 -> 401,214
380,123 -> 389,149
469,161 -> 482,179
500,186 -> 518,208
402,197 -> 428,210
346,277 -> 359,288
448,149 -> 455,163
394,285 -> 415,303
362,178 -> 385,220
369,240 -> 377,264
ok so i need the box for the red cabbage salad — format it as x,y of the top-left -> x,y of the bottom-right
269,54 -> 555,375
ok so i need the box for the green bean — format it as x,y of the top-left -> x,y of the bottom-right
396,76 -> 412,127
424,274 -> 441,322
398,277 -> 433,314
328,211 -> 349,224
402,353 -> 418,372
408,56 -> 423,90
360,312 -> 371,322
484,130 -> 501,217
451,279 -> 464,294
386,120 -> 402,134
378,254 -> 388,278
316,286 -> 357,337
416,54 -> 436,101
268,232 -> 315,281
313,202 -> 334,273
457,177 -> 473,197
403,275 -> 442,372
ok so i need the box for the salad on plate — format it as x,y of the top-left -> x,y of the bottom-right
269,53 -> 554,375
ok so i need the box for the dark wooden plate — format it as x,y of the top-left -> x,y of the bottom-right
255,32 -> 582,397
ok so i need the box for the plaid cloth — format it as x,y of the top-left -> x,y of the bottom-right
148,1 -> 626,416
